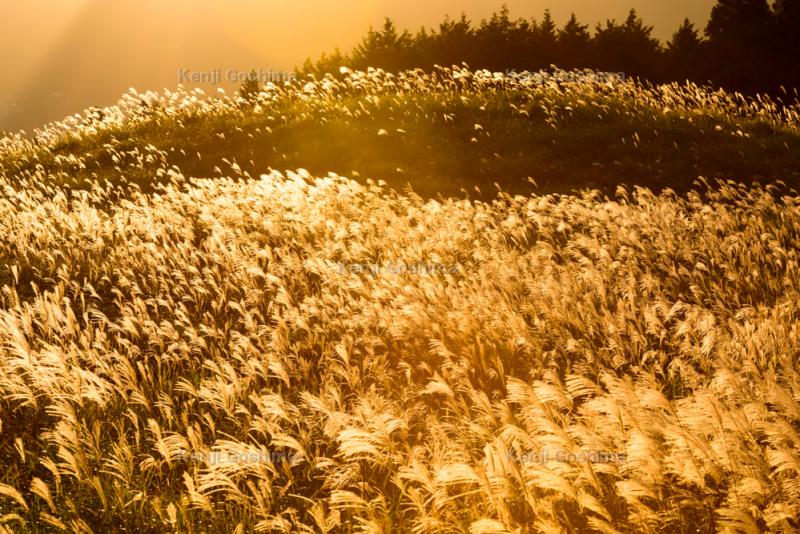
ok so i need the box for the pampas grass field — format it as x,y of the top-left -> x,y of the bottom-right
0,68 -> 799,532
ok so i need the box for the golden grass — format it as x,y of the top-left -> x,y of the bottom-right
0,68 -> 798,532
0,170 -> 797,532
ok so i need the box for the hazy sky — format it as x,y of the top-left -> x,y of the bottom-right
0,0 -> 716,131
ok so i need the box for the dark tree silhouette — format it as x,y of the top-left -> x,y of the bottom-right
706,0 -> 773,43
350,19 -> 415,71
773,0 -> 800,89
557,14 -> 591,70
705,0 -> 775,91
667,19 -> 704,81
425,14 -> 475,68
530,10 -> 558,68
238,70 -> 262,103
474,6 -> 520,70
298,3 -> 800,98
593,10 -> 662,80
301,47 -> 348,77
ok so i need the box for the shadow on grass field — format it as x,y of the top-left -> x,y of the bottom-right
2,73 -> 800,200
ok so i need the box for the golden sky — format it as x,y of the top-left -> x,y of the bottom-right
0,0 -> 716,131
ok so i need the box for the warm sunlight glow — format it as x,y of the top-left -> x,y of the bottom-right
1,1 -> 798,532
0,0 -> 716,131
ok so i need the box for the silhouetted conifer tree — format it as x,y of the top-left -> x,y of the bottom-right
428,14 -> 475,68
705,0 -> 775,91
557,13 -> 591,69
474,6 -> 518,70
773,0 -> 800,88
350,19 -> 415,71
593,10 -> 662,80
530,10 -> 558,68
667,19 -> 704,81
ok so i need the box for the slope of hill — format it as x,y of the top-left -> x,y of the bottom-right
2,67 -> 799,198
0,69 -> 799,532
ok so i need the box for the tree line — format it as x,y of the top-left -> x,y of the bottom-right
301,1 -> 800,95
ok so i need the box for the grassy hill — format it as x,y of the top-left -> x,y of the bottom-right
2,68 -> 799,199
0,68 -> 800,532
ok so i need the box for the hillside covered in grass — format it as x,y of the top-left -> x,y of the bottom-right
0,69 -> 800,533
2,68 -> 799,199
0,171 -> 799,532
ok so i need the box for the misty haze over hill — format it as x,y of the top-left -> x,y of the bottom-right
0,0 -> 714,132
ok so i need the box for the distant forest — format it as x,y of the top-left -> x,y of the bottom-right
301,1 -> 800,95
